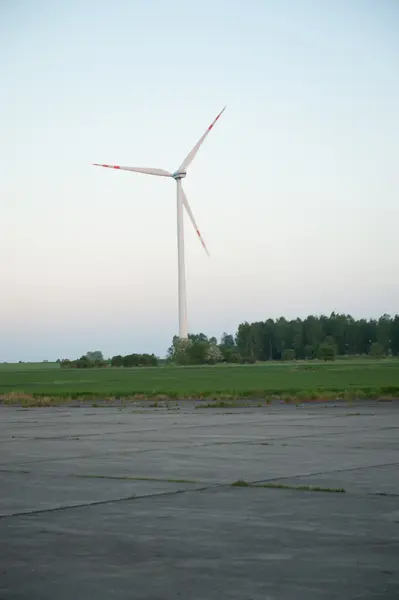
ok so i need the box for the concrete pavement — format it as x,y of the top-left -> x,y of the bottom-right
1,400 -> 398,599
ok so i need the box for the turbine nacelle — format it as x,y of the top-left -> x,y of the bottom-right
172,171 -> 187,180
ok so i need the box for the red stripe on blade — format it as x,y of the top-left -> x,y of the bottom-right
208,110 -> 223,131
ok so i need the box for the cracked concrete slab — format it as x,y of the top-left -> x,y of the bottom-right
1,400 -> 399,599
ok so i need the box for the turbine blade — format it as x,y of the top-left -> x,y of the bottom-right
181,186 -> 210,256
93,164 -> 172,177
178,106 -> 226,172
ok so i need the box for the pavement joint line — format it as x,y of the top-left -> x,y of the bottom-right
0,410 -> 380,442
0,482 -> 219,520
1,434 -> 399,469
0,475 -> 352,521
0,443 -> 199,467
0,468 -> 30,474
249,460 -> 399,485
2,458 -> 399,509
0,422 -> 393,456
2,474 -> 398,521
3,460 -> 399,483
0,469 -> 203,484
73,474 -> 200,484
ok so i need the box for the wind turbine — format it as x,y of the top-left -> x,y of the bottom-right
93,106 -> 226,340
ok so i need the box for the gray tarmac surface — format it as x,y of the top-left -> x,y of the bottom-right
1,400 -> 399,599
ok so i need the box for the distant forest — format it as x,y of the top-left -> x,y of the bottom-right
59,313 -> 399,368
234,313 -> 399,361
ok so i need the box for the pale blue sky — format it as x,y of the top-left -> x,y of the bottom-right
1,0 -> 398,361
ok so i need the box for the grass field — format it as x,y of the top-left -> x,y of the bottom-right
0,360 -> 398,404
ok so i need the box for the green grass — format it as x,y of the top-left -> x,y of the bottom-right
231,479 -> 250,487
195,400 -> 250,409
254,482 -> 346,493
0,360 -> 398,404
231,480 -> 346,493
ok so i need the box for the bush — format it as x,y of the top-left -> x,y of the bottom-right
240,356 -> 256,364
94,359 -> 108,368
76,356 -> 92,368
60,354 -> 127,369
282,349 -> 295,361
369,342 -> 385,358
121,353 -> 158,367
168,337 -> 193,365
168,333 -> 242,366
227,352 -> 242,364
111,355 -> 124,367
317,343 -> 336,361
206,344 -> 223,364
60,359 -> 72,369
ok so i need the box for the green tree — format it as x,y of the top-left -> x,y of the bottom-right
282,348 -> 295,361
220,333 -> 235,347
392,315 -> 399,356
369,342 -> 385,358
94,358 -> 108,368
377,314 -> 391,354
317,343 -> 336,361
304,344 -> 316,359
219,332 -> 241,363
206,343 -> 223,364
167,336 -> 193,365
77,355 -> 92,368
235,322 -> 255,359
121,353 -> 158,367
188,340 -> 209,364
85,351 -> 104,362
111,355 -> 124,367
303,315 -> 323,354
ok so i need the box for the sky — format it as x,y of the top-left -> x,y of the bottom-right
1,0 -> 399,361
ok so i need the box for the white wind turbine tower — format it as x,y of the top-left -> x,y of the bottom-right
93,106 -> 226,340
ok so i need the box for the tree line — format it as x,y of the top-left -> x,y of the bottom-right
234,313 -> 399,361
59,351 -> 158,368
110,353 -> 158,367
58,313 -> 399,368
168,313 -> 399,364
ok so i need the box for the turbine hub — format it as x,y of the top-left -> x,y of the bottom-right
172,171 -> 187,180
